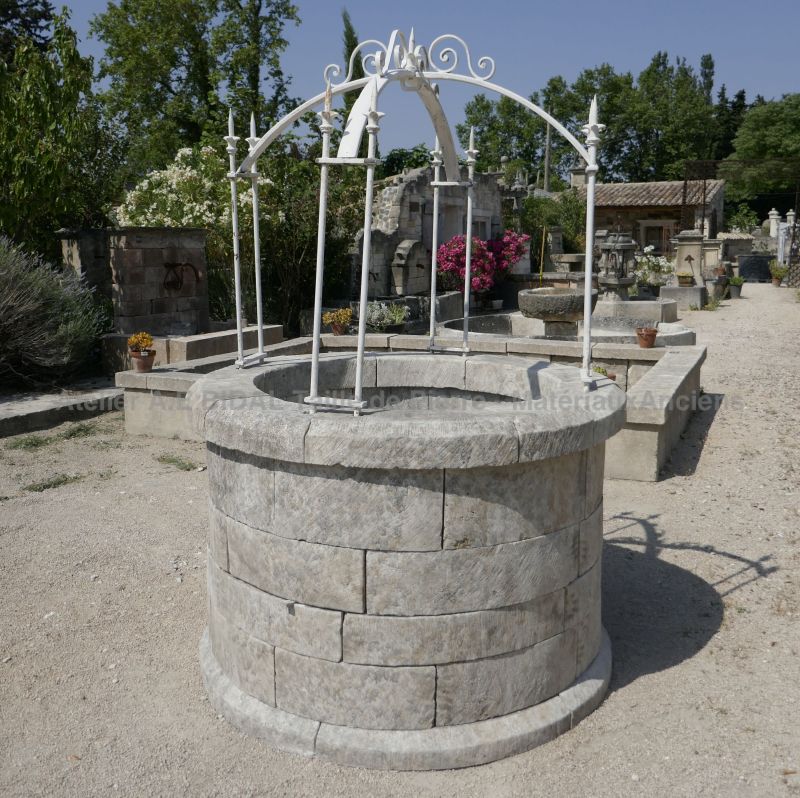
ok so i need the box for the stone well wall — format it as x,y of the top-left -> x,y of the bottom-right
192,353 -> 624,769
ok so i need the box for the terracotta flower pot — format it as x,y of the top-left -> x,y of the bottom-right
772,278 -> 782,287
131,349 -> 156,372
635,327 -> 658,349
330,322 -> 348,336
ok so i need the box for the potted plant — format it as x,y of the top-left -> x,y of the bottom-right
676,271 -> 695,287
728,275 -> 744,299
635,326 -> 658,348
770,260 -> 787,286
365,301 -> 410,334
322,307 -> 352,335
592,365 -> 617,382
633,246 -> 673,297
128,331 -> 156,372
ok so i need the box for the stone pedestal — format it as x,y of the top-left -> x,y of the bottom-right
660,285 -> 708,310
598,276 -> 635,301
672,230 -> 704,284
190,352 -> 625,770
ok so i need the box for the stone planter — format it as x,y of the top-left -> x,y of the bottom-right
728,284 -> 742,299
188,352 -> 625,770
518,288 -> 599,338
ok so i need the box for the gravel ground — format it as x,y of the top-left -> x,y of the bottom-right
1,283 -> 798,797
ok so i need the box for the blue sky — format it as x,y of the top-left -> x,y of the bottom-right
65,0 -> 799,151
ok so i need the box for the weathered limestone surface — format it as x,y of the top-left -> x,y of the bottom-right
208,558 -> 342,662
219,507 -> 365,613
273,462 -> 443,551
343,590 -> 564,666
195,352 -> 623,768
443,452 -> 584,547
209,608 -> 275,707
366,524 -> 579,616
579,501 -> 604,576
565,561 -> 602,674
275,649 -> 436,730
435,630 -> 577,726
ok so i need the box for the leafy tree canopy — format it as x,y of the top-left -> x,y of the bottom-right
0,0 -> 53,63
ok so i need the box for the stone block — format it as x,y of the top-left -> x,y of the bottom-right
659,285 -> 707,311
274,649 -> 435,730
208,500 -> 229,570
207,445 -> 275,531
565,562 -> 602,674
464,355 -> 546,399
512,407 -> 594,463
209,608 -> 275,707
435,630 -> 577,725
208,557 -> 342,661
443,452 -> 584,548
377,354 -> 465,390
200,632 -> 321,756
303,413 -> 520,470
584,443 -> 604,517
221,507 -> 365,613
579,500 -> 603,576
123,387 -> 195,440
273,462 -> 443,551
366,524 -> 579,615
342,589 -> 564,666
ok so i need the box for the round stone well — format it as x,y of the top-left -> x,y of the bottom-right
188,352 -> 625,770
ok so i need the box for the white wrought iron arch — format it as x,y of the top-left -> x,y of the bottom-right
226,29 -> 603,415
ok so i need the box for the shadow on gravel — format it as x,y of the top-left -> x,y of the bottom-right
661,392 -> 724,478
602,510 -> 777,691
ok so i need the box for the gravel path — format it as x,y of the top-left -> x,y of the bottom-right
1,283 -> 798,797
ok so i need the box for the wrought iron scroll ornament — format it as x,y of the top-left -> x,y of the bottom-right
323,30 -> 496,88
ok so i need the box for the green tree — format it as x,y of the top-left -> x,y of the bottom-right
721,94 -> 800,200
90,0 -> 299,177
379,143 -> 432,178
0,11 -> 123,256
0,0 -> 53,63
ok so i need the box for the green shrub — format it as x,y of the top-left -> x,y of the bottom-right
0,237 -> 106,386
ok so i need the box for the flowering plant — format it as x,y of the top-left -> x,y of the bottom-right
437,230 -> 530,293
322,307 -> 352,327
364,302 -> 410,330
633,245 -> 673,286
127,331 -> 153,352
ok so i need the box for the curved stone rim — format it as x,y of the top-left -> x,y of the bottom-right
188,353 -> 626,470
199,628 -> 612,771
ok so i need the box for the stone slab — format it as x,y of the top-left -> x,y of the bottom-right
0,387 -> 122,438
366,524 -> 579,616
208,557 -> 342,662
376,354 -> 465,390
207,445 -> 275,532
464,354 -> 546,399
220,507 -> 365,613
273,462 -> 443,551
659,285 -> 707,311
209,608 -> 275,707
565,562 -> 602,674
435,630 -> 577,726
200,631 -> 319,756
443,452 -> 584,548
343,590 -> 564,666
275,649 -> 435,730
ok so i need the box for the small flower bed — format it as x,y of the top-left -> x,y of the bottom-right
364,302 -> 410,330
437,230 -> 530,293
322,307 -> 353,327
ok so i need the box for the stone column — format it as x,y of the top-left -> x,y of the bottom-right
672,229 -> 704,283
768,208 -> 781,238
787,209 -> 796,229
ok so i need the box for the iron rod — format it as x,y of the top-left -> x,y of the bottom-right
353,82 -> 381,414
428,137 -> 442,347
462,128 -> 478,353
248,114 -> 265,355
225,109 -> 244,364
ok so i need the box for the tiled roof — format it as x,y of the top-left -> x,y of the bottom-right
579,179 -> 725,208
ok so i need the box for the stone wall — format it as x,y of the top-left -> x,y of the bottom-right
109,228 -> 210,335
192,353 -> 624,768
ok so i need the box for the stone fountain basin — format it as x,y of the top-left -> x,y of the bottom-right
519,287 -> 599,322
187,352 -> 625,770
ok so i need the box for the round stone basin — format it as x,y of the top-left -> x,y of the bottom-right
188,352 -> 625,770
519,287 -> 598,322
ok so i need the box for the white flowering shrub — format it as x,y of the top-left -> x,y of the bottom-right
113,143 -> 363,330
633,245 -> 674,286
